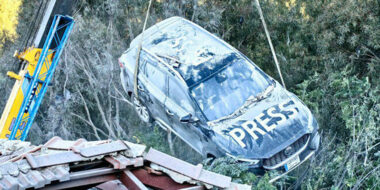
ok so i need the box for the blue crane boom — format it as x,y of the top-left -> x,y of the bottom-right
8,15 -> 74,140
0,0 -> 75,141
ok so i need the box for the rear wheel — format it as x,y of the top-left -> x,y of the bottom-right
132,94 -> 153,124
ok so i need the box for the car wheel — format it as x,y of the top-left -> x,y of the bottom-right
203,153 -> 216,165
132,94 -> 153,124
206,153 -> 216,159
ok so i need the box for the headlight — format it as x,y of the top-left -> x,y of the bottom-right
226,153 -> 260,165
309,132 -> 320,150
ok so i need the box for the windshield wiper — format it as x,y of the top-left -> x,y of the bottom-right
246,80 -> 276,103
208,82 -> 275,125
239,82 -> 275,109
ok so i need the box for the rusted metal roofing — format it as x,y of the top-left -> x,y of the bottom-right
0,136 -> 251,190
145,148 -> 231,188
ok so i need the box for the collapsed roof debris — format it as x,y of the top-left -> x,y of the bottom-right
0,137 -> 251,190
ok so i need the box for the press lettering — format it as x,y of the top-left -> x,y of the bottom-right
229,128 -> 246,148
241,120 -> 266,140
229,100 -> 299,148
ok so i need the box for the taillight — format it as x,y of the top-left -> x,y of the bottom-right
118,59 -> 124,68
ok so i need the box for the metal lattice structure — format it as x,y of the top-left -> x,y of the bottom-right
8,15 -> 74,140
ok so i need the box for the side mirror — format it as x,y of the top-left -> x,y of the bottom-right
180,113 -> 199,123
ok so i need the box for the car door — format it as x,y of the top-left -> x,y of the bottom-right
137,51 -> 169,125
164,74 -> 206,154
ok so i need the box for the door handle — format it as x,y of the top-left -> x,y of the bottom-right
137,85 -> 145,92
166,109 -> 174,116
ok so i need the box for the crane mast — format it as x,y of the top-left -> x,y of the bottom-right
0,0 -> 75,140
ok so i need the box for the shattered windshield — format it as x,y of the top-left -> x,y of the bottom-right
190,55 -> 271,121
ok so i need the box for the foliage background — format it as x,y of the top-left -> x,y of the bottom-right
0,0 -> 22,51
0,0 -> 379,189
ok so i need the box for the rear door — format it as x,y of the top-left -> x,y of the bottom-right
137,51 -> 169,124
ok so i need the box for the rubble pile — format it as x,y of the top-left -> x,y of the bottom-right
0,137 -> 251,190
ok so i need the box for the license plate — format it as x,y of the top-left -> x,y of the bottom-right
284,156 -> 300,171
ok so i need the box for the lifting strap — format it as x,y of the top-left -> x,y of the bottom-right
254,0 -> 286,89
133,0 -> 153,99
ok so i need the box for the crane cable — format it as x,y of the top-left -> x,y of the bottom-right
22,0 -> 46,51
133,0 -> 153,99
254,0 -> 286,89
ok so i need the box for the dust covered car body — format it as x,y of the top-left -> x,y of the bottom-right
119,17 -> 320,178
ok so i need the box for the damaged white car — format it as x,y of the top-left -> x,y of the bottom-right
119,17 -> 320,179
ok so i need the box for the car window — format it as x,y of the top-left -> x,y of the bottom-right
139,57 -> 146,73
168,76 -> 194,113
190,55 -> 271,121
144,57 -> 166,92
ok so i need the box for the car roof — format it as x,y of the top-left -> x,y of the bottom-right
130,17 -> 239,87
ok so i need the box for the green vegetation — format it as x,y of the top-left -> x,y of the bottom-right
0,0 -> 378,189
0,0 -> 22,51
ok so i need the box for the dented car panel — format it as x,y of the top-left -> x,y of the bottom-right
119,16 -> 320,177
209,83 -> 317,158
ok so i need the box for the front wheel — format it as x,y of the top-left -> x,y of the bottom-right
132,94 -> 153,124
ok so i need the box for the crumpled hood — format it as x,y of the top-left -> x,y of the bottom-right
210,83 -> 315,159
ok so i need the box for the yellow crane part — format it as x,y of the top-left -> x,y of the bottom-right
6,72 -> 22,80
0,47 -> 53,139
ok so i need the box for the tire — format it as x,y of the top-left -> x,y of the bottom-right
206,153 -> 216,159
204,153 -> 216,165
131,94 -> 153,124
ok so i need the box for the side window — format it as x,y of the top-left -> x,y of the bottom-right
138,58 -> 147,76
139,58 -> 146,73
145,60 -> 166,91
168,77 -> 194,113
136,51 -> 147,75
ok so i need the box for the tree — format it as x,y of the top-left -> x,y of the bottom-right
0,0 -> 22,50
1,0 -> 379,188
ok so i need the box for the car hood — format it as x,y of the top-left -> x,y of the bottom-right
208,83 -> 316,159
